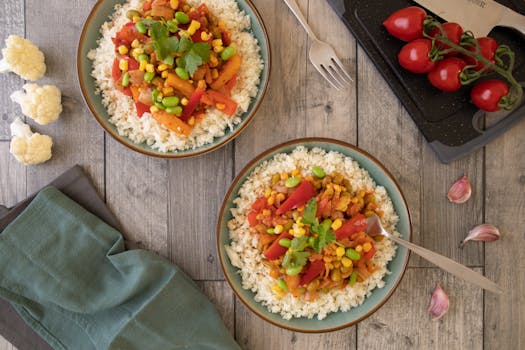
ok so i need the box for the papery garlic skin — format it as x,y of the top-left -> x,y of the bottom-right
447,175 -> 472,204
428,283 -> 449,320
461,224 -> 501,246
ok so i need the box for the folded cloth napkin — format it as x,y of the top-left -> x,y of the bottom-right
0,186 -> 240,350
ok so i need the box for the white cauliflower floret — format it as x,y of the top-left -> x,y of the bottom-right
0,35 -> 46,81
10,83 -> 62,125
9,118 -> 53,166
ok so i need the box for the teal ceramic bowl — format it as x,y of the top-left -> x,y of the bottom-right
78,0 -> 270,158
217,138 -> 412,332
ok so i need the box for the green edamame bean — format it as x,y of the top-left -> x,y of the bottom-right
277,279 -> 288,291
312,166 -> 326,179
266,228 -> 275,234
345,248 -> 361,260
121,72 -> 130,87
166,20 -> 178,33
154,102 -> 166,110
144,71 -> 155,83
286,266 -> 303,276
152,89 -> 162,103
285,177 -> 301,188
138,54 -> 149,63
349,271 -> 358,286
175,67 -> 189,80
166,106 -> 183,115
175,11 -> 190,24
279,238 -> 291,248
162,96 -> 180,107
135,21 -> 147,34
126,10 -> 141,20
221,46 -> 236,61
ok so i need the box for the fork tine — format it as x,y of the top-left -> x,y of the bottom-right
312,63 -> 342,90
324,64 -> 347,90
329,62 -> 352,86
331,56 -> 353,82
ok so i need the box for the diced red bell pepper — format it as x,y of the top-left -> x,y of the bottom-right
180,88 -> 205,122
275,180 -> 316,215
189,3 -> 209,20
221,28 -> 232,46
299,260 -> 324,286
135,102 -> 150,118
251,197 -> 267,212
112,58 -> 122,82
247,211 -> 258,227
122,87 -> 132,97
191,29 -> 213,44
204,90 -> 238,116
335,214 -> 368,240
263,232 -> 293,260
316,196 -> 331,218
143,0 -> 152,11
362,244 -> 376,260
217,75 -> 237,97
114,22 -> 148,46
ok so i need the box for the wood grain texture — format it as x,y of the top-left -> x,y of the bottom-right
168,146 -> 233,280
0,142 -> 25,207
359,267 -> 483,349
0,0 -> 24,140
484,119 -> 525,349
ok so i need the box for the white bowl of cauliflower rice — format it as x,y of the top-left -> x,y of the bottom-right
78,0 -> 269,157
217,138 -> 412,332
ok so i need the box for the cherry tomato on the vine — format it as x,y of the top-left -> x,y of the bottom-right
383,6 -> 427,42
429,22 -> 463,55
428,57 -> 467,92
463,37 -> 498,71
471,79 -> 509,112
398,39 -> 436,73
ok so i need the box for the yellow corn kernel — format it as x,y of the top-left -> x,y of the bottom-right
132,15 -> 140,23
209,54 -> 219,67
218,21 -> 225,29
149,105 -> 159,113
146,15 -> 152,20
333,261 -> 341,268
183,4 -> 191,11
119,59 -> 128,71
131,39 -> 140,48
187,20 -> 201,35
275,225 -> 284,234
200,31 -> 211,41
355,245 -> 363,253
280,172 -> 289,181
211,68 -> 219,79
188,116 -> 195,126
255,213 -> 263,220
118,45 -> 129,55
181,97 -> 189,106
335,246 -> 346,257
264,188 -> 272,198
212,39 -> 223,48
331,219 -> 342,230
146,64 -> 155,73
295,228 -> 306,237
271,284 -> 282,293
213,45 -> 224,53
291,169 -> 300,176
162,86 -> 174,96
262,209 -> 271,217
295,217 -> 302,225
276,193 -> 285,201
267,196 -> 275,206
158,64 -> 168,72
216,103 -> 226,110
157,92 -> 164,100
341,257 -> 353,268
323,256 -> 332,263
305,175 -> 314,182
161,70 -> 169,78
170,0 -> 179,9
363,242 -> 372,253
288,229 -> 295,236
139,60 -> 148,71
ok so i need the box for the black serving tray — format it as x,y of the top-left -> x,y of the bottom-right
328,0 -> 525,163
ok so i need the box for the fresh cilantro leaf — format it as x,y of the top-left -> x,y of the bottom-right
147,21 -> 179,60
184,49 -> 202,74
293,251 -> 310,267
178,36 -> 192,53
282,251 -> 291,267
192,42 -> 211,62
290,236 -> 308,251
302,198 -> 318,226
164,36 -> 179,53
311,219 -> 336,253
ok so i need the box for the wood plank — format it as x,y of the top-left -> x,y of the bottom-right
235,299 -> 356,350
106,138 -> 169,257
0,142 -> 26,207
484,119 -> 525,349
168,146 -> 233,280
197,281 -> 235,337
356,46 -> 422,268
0,0 -> 24,140
24,0 -> 104,196
359,267 -> 483,349
0,336 -> 16,350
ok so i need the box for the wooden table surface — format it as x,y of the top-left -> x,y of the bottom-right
1,0 -> 524,349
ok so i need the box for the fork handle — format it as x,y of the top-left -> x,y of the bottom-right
283,0 -> 318,40
386,234 -> 503,295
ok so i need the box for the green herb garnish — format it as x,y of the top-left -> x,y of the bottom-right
282,236 -> 310,273
302,198 -> 335,253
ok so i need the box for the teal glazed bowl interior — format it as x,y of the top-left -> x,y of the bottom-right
77,0 -> 270,158
217,138 -> 412,332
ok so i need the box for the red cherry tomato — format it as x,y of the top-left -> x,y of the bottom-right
463,37 -> 498,71
471,80 -> 509,112
383,6 -> 427,42
429,22 -> 463,55
397,39 -> 436,73
428,57 -> 467,92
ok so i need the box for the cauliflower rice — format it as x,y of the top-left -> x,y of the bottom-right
226,146 -> 399,320
88,0 -> 263,152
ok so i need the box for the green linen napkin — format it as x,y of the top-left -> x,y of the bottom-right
0,186 -> 240,350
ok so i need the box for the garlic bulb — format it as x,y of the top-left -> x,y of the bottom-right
461,224 -> 501,246
447,175 -> 472,204
428,283 -> 449,320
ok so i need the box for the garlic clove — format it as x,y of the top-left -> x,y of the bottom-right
428,283 -> 449,320
447,175 -> 472,204
461,223 -> 501,247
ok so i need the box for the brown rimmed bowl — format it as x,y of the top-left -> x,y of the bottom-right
77,0 -> 270,158
217,138 -> 412,332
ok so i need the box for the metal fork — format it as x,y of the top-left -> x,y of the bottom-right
283,0 -> 352,90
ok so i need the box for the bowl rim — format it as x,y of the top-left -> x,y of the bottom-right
216,137 -> 412,333
77,0 -> 271,159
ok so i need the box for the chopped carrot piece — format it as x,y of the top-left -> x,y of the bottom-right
151,111 -> 192,137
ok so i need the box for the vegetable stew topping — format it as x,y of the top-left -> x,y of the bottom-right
111,0 -> 241,136
247,166 -> 385,301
